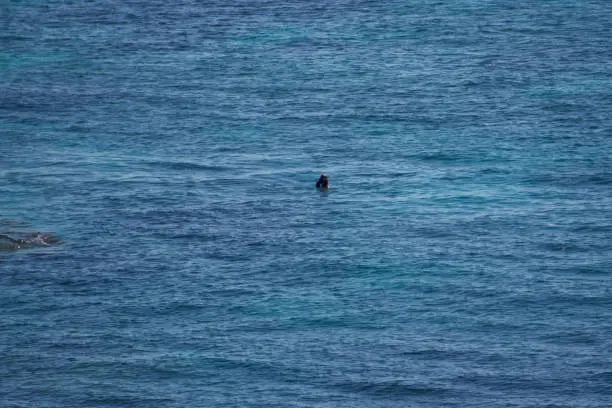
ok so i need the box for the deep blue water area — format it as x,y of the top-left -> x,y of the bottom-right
1,1 -> 611,407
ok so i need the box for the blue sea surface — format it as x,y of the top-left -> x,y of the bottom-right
1,1 -> 611,407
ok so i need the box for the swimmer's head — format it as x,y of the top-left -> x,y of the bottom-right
316,173 -> 329,188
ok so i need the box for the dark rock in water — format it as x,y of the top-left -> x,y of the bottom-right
0,232 -> 59,251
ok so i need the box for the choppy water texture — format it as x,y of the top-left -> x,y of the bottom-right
1,1 -> 611,407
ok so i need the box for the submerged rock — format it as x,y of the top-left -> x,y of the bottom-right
0,232 -> 59,251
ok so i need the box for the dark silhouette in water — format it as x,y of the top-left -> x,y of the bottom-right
0,232 -> 56,250
316,174 -> 330,189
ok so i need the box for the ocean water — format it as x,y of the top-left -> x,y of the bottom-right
1,1 -> 611,406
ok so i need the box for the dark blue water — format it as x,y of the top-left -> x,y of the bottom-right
1,1 -> 611,407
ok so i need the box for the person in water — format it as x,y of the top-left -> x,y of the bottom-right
316,173 -> 330,189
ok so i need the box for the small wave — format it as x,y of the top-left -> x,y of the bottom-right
419,152 -> 461,162
538,241 -> 589,253
478,167 -> 512,175
0,219 -> 30,229
523,171 -> 611,187
333,379 -> 447,397
398,348 -> 464,360
586,173 -> 612,185
144,160 -> 228,172
589,371 -> 612,383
